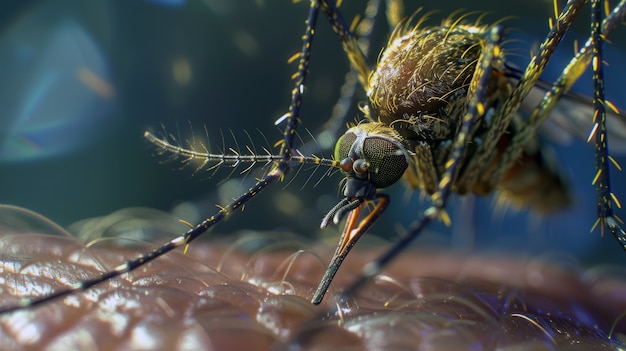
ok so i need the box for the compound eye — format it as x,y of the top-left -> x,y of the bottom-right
362,137 -> 408,188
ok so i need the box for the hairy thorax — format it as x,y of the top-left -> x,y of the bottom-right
362,19 -> 569,212
367,23 -> 502,142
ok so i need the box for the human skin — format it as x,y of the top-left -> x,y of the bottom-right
0,222 -> 625,350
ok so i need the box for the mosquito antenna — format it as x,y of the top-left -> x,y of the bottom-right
299,151 -> 323,190
0,0 -> 325,315
218,128 -> 226,156
186,123 -> 210,175
238,130 -> 259,179
175,120 -> 185,164
230,129 -> 242,161
312,164 -> 338,189
187,120 -> 196,152
296,127 -> 330,189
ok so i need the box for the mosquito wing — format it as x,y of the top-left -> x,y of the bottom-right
512,69 -> 626,154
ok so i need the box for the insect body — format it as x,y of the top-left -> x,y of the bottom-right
370,22 -> 571,209
1,0 -> 625,322
311,15 -> 579,303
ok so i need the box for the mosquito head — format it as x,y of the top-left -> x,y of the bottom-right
334,123 -> 410,199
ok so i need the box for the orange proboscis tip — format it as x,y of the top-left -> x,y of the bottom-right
339,199 -> 389,253
337,205 -> 363,255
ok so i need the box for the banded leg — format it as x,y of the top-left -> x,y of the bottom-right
319,0 -> 371,91
0,173 -> 280,314
309,0 -> 408,154
491,0 -> 625,185
0,0 -> 324,314
461,0 -> 587,193
403,142 -> 439,194
494,0 -> 626,243
590,0 -> 626,246
313,0 -> 382,149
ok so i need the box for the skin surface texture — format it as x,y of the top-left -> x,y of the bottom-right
0,208 -> 625,350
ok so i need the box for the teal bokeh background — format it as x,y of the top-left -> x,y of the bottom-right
1,0 -> 625,264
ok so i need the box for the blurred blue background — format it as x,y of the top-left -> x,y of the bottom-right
0,0 -> 625,265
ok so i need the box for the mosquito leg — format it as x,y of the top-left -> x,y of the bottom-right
403,142 -> 439,194
454,1 -> 591,195
464,0 -> 584,193
0,0 -> 325,314
494,0 -> 625,183
500,0 -> 586,132
309,0 -> 382,152
542,0 -> 625,126
333,25 -> 505,303
590,0 -> 626,247
300,0 -> 382,154
307,0 -> 405,152
490,0 -> 626,241
276,0 -> 321,158
319,0 -> 371,90
384,0 -> 405,29
0,170 -> 280,314
317,0 -> 405,91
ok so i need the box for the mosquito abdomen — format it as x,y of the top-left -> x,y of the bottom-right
491,135 -> 571,214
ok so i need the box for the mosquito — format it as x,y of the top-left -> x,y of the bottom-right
1,0 -> 625,316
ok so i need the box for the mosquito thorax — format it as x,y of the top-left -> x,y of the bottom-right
334,124 -> 410,198
367,22 -> 503,141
